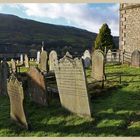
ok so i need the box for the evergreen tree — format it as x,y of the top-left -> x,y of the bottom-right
94,23 -> 115,53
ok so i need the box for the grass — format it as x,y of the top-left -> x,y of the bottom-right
0,63 -> 140,136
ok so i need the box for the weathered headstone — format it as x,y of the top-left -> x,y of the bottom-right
54,53 -> 92,117
7,74 -> 28,129
27,67 -> 48,105
40,51 -> 48,72
36,51 -> 41,64
49,50 -> 58,71
24,54 -> 29,68
11,59 -> 17,73
131,50 -> 140,67
0,61 -> 10,96
92,50 -> 105,81
106,50 -> 112,62
20,54 -> 23,64
82,50 -> 91,68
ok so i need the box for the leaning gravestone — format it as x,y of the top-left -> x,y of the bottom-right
24,54 -> 29,68
54,52 -> 92,117
1,61 -> 10,96
49,50 -> 58,71
11,59 -> 17,73
92,49 -> 105,81
40,50 -> 48,72
82,50 -> 91,68
131,50 -> 140,68
7,74 -> 28,129
27,67 -> 48,106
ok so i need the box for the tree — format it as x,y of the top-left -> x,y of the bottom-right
94,23 -> 115,53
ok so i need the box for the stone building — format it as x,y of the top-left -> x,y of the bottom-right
119,3 -> 140,53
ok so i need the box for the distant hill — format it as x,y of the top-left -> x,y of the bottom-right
0,13 -> 119,55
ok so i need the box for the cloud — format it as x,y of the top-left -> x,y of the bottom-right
0,3 -> 119,36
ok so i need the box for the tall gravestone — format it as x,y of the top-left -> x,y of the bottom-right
131,50 -> 140,68
24,54 -> 29,68
20,54 -> 23,64
40,51 -> 48,72
0,61 -> 10,96
1,61 -> 10,95
49,50 -> 58,71
36,51 -> 41,64
106,50 -> 112,62
27,67 -> 48,106
54,53 -> 92,117
92,50 -> 105,81
7,74 -> 28,129
82,50 -> 91,68
11,59 -> 17,73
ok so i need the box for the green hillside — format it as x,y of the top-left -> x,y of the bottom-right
0,13 -> 119,54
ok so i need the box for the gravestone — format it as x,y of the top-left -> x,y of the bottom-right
54,53 -> 92,117
49,50 -> 58,71
40,50 -> 48,72
11,59 -> 17,73
36,51 -> 41,64
24,54 -> 29,68
27,67 -> 48,105
20,54 -> 23,64
92,50 -> 105,81
82,50 -> 91,68
131,50 -> 140,67
7,74 -> 28,129
106,50 -> 112,62
0,61 -> 10,96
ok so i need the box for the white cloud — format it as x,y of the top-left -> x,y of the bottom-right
0,3 -> 119,36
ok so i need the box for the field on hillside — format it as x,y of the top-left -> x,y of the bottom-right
0,63 -> 140,136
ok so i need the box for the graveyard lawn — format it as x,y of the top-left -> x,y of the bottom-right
0,64 -> 140,136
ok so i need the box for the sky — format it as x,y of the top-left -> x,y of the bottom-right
0,3 -> 119,36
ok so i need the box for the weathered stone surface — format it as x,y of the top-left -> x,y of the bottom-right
27,67 -> 48,105
92,50 -> 105,81
120,4 -> 140,53
131,50 -> 140,67
11,59 -> 17,73
40,51 -> 48,72
49,50 -> 58,71
54,53 -> 92,117
7,74 -> 28,129
82,50 -> 91,68
24,54 -> 29,68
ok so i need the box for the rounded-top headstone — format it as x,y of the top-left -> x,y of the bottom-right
131,50 -> 140,68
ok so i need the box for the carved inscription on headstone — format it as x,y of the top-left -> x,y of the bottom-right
82,50 -> 91,68
40,51 -> 48,72
27,67 -> 48,105
54,53 -> 92,117
92,50 -> 105,81
49,50 -> 58,71
131,50 -> 140,68
7,74 -> 28,129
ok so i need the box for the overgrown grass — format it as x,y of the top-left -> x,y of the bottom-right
0,63 -> 140,136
